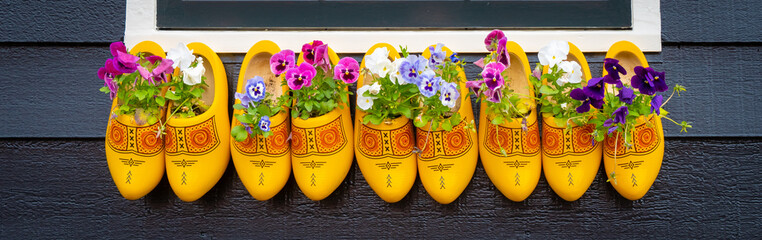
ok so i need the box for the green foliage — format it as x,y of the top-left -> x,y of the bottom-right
286,68 -> 352,120
107,53 -> 168,125
413,57 -> 465,130
231,92 -> 282,142
529,63 -> 593,128
165,60 -> 208,119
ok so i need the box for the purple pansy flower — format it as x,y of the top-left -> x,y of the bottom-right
235,92 -> 252,108
428,43 -> 446,68
583,77 -> 605,100
570,88 -> 604,113
651,95 -> 663,115
495,37 -> 510,67
631,66 -> 668,96
333,57 -> 359,84
301,40 -> 324,65
449,53 -> 460,63
245,76 -> 267,102
485,87 -> 503,103
113,51 -> 139,74
602,74 -> 623,88
604,58 -> 627,80
270,50 -> 296,77
618,86 -> 635,105
484,29 -> 506,51
439,82 -> 459,108
259,115 -> 271,132
286,63 -> 316,90
603,119 -> 618,135
417,71 -> 440,98
482,62 -> 506,90
613,106 -> 629,124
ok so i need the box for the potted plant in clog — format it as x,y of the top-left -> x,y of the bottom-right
575,41 -> 691,200
528,40 -> 602,201
100,41 -> 172,200
229,40 -> 292,201
280,40 -> 354,201
162,42 -> 230,202
467,30 -> 541,202
355,44 -> 418,203
414,43 -> 477,204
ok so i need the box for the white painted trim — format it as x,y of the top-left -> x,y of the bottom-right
125,0 -> 660,53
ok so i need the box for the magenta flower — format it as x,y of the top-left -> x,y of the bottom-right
136,57 -> 173,85
485,87 -> 503,103
98,59 -> 120,99
484,29 -> 506,51
270,50 -> 295,76
495,37 -> 510,67
109,42 -> 139,74
110,42 -> 127,58
482,62 -> 506,90
286,63 -> 316,90
474,58 -> 485,69
146,55 -> 163,64
334,57 -> 359,84
631,66 -> 668,96
466,80 -> 484,96
301,40 -> 324,65
313,44 -> 332,72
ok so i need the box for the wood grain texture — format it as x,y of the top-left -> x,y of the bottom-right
0,1 -> 126,43
1,138 -> 759,238
1,46 -> 759,137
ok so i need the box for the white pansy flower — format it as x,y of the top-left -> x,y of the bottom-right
365,47 -> 393,78
369,82 -> 381,94
356,85 -> 376,110
166,43 -> 195,71
556,61 -> 583,86
390,58 -> 406,84
538,40 -> 569,68
560,103 -> 568,109
182,57 -> 205,86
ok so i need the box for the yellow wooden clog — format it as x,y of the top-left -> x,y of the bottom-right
355,43 -> 417,203
292,44 -> 354,201
164,42 -> 230,202
603,41 -> 665,200
541,42 -> 602,201
230,40 -> 291,201
105,41 -> 166,200
479,41 -> 542,202
417,45 -> 478,204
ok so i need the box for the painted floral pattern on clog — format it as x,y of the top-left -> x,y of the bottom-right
165,117 -> 220,155
542,121 -> 597,156
604,116 -> 661,158
358,120 -> 415,159
483,119 -> 540,157
107,119 -> 164,156
291,115 -> 348,156
233,119 -> 290,157
416,120 -> 473,160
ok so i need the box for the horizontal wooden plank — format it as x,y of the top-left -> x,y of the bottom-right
661,0 -> 762,43
0,138 -> 759,238
0,44 -> 757,137
0,0 -> 125,43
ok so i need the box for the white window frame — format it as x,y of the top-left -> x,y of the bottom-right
125,0 -> 660,53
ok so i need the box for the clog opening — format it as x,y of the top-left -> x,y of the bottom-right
245,52 -> 282,102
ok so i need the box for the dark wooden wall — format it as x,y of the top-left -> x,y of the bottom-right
1,1 -> 760,238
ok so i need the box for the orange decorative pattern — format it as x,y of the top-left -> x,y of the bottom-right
106,119 -> 163,156
291,115 -> 347,156
604,116 -> 660,157
542,120 -> 597,156
165,117 -> 220,155
358,120 -> 415,159
232,120 -> 290,156
483,118 -> 539,156
416,120 -> 472,159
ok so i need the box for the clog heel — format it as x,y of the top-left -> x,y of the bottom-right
292,46 -> 354,201
602,41 -> 664,200
355,43 -> 417,203
230,40 -> 291,201
541,41 -> 602,201
478,41 -> 542,202
164,42 -> 230,202
417,45 -> 478,204
105,41 -> 167,200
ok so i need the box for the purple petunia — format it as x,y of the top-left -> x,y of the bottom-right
137,57 -> 174,85
481,62 -> 506,90
333,57 -> 359,84
604,58 -> 627,80
484,29 -> 506,51
301,40 -> 324,65
270,50 -> 296,77
570,88 -> 604,113
286,63 -> 316,90
417,71 -> 440,98
651,95 -> 663,115
618,86 -> 635,105
603,119 -> 618,135
583,77 -> 606,100
631,66 -> 668,96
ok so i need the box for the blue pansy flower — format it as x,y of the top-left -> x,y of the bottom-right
428,43 -> 446,68
245,76 -> 267,102
418,71 -> 440,98
258,115 -> 271,132
439,82 -> 459,108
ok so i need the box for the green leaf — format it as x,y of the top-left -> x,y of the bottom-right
233,104 -> 245,110
99,86 -> 110,93
305,101 -> 313,112
441,120 -> 453,131
134,90 -> 147,100
414,119 -> 427,128
190,87 -> 203,98
155,96 -> 166,106
235,114 -> 253,124
165,91 -> 180,100
491,116 -> 504,125
539,85 -> 558,95
450,113 -> 461,126
231,125 -> 248,142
